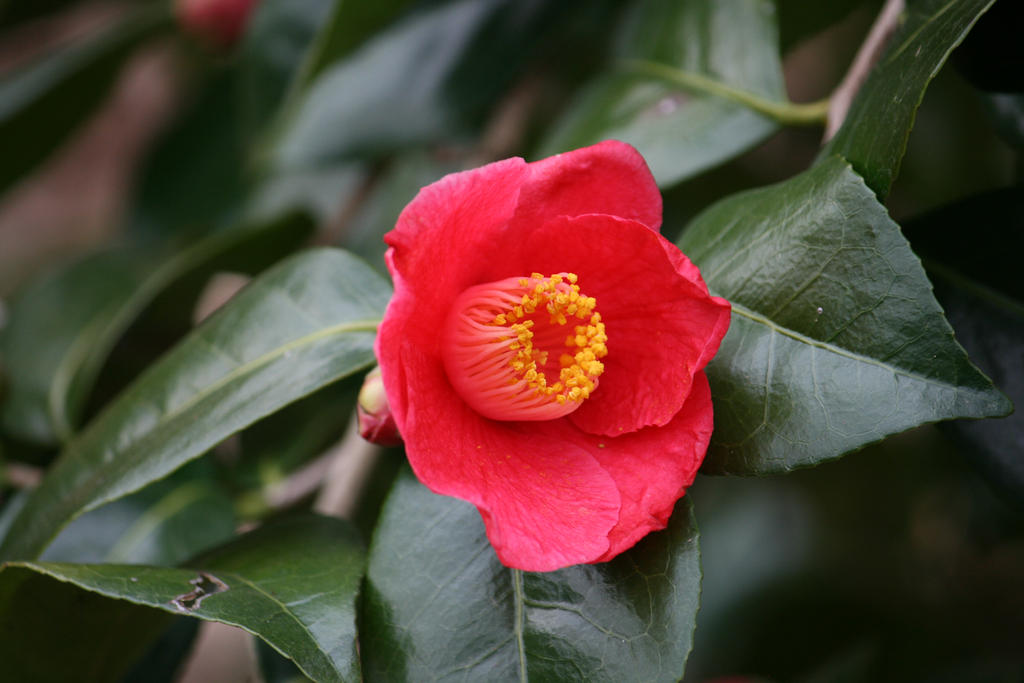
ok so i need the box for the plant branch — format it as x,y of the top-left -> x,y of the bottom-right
621,59 -> 830,126
824,0 -> 906,140
313,415 -> 382,519
3,463 -> 42,489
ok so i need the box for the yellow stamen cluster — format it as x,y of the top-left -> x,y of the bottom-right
493,272 -> 607,405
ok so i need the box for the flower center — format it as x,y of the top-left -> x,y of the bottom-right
442,272 -> 608,421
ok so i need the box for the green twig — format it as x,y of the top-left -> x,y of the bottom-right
621,59 -> 830,127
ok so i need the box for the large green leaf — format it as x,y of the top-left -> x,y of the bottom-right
342,149 -> 465,269
0,249 -> 144,444
540,0 -> 785,188
0,564 -> 175,682
678,156 -> 1010,474
360,468 -> 701,682
0,515 -> 365,683
0,248 -> 389,561
295,0 -> 414,88
237,0 -> 337,146
130,68 -> 251,238
237,0 -> 415,225
40,461 -> 235,565
0,212 -> 314,446
820,0 -> 996,197
270,0 -> 573,169
0,5 -> 172,197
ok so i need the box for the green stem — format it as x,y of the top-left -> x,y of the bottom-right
621,59 -> 830,127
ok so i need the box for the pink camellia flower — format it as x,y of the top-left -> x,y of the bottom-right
376,140 -> 731,571
175,0 -> 258,48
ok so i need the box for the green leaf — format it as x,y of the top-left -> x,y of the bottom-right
0,248 -> 389,561
270,0 -> 570,169
0,5 -> 172,197
361,468 -> 701,682
342,150 -> 465,269
40,461 -> 235,565
0,515 -> 365,683
237,0 -> 337,146
678,156 -> 1010,474
240,0 -> 414,154
540,0 -> 785,188
0,249 -> 144,445
295,0 -> 414,88
0,212 -> 314,446
820,0 -> 996,197
0,564 -> 175,682
130,68 -> 252,238
237,0 -> 414,222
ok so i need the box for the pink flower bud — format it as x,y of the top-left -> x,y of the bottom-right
357,367 -> 402,446
175,0 -> 258,48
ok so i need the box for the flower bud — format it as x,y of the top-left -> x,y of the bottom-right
175,0 -> 258,49
357,366 -> 402,446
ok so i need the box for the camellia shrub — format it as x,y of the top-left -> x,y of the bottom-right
0,0 -> 1021,681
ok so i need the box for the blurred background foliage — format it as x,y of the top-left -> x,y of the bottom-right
0,0 -> 1022,680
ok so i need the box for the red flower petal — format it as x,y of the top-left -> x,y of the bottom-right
378,332 -> 621,571
591,372 -> 713,560
494,213 -> 730,436
510,140 -> 662,233
385,156 -> 529,313
528,373 -> 712,561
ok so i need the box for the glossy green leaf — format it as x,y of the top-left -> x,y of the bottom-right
240,0 -> 414,154
237,0 -> 337,145
238,0 -> 414,220
0,248 -> 389,561
820,0 -> 996,197
270,0 -> 570,169
40,461 -> 235,565
0,564 -> 175,682
361,468 -> 701,682
249,163 -> 368,227
1,515 -> 365,683
0,249 -> 144,444
342,150 -> 465,269
678,156 -> 1010,474
130,68 -> 251,238
295,0 -> 414,88
540,0 -> 785,188
0,5 -> 172,196
0,212 -> 314,446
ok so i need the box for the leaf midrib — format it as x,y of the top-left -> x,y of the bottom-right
512,568 -> 527,683
79,317 -> 382,511
730,302 -> 983,394
0,317 -> 381,562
